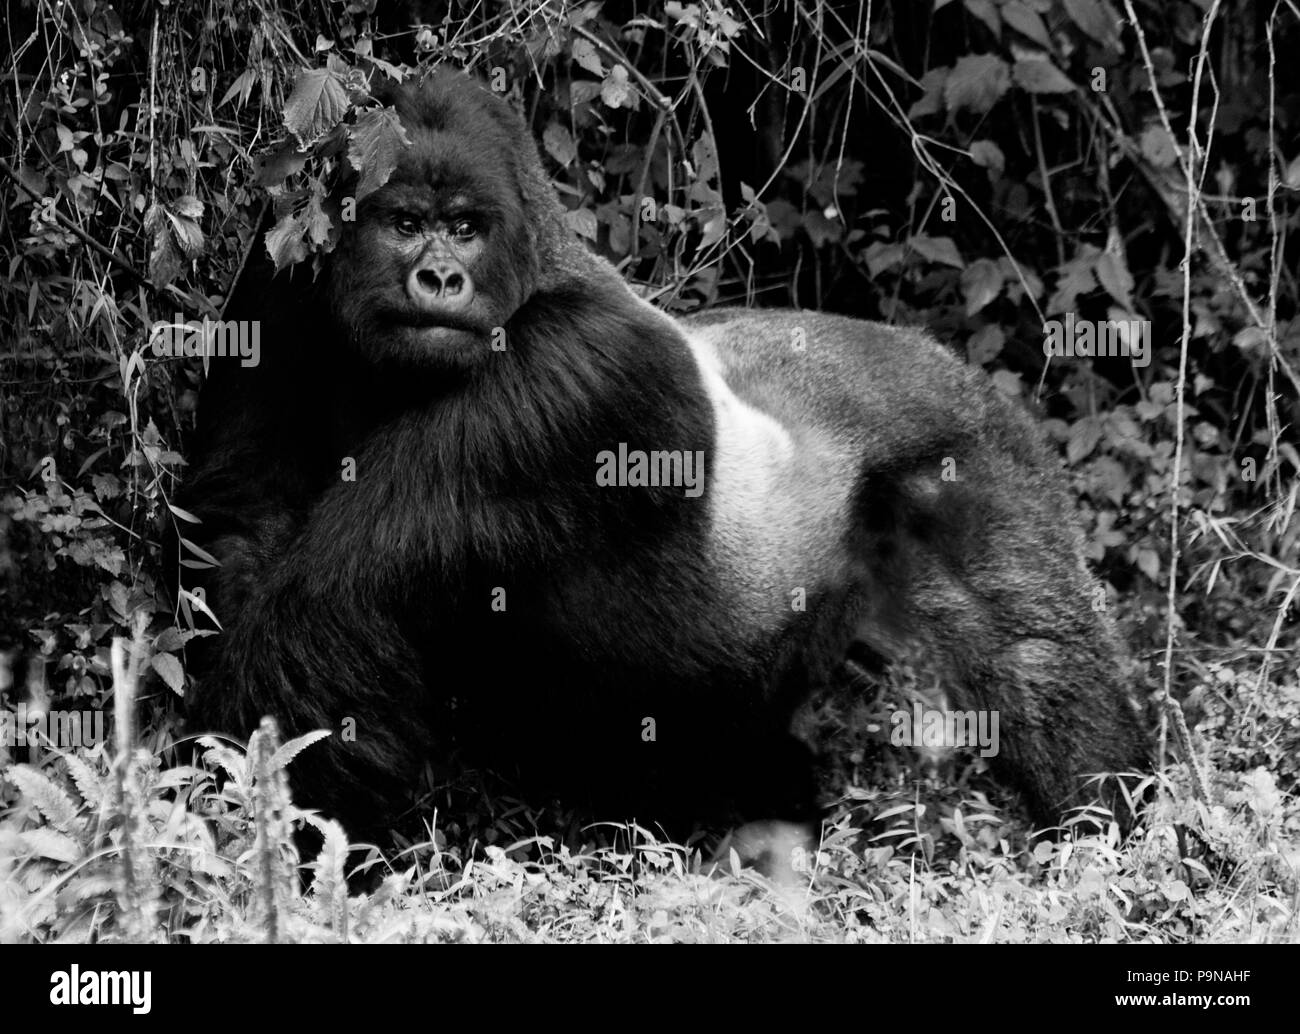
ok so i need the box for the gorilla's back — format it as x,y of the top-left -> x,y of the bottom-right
681,308 -> 1040,475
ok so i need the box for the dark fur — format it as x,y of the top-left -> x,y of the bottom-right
181,69 -> 1148,840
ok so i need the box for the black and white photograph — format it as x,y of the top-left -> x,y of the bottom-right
0,0 -> 1295,983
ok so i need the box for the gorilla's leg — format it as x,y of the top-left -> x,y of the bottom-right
857,450 -> 1147,827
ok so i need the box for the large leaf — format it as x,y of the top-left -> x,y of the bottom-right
1002,1 -> 1052,49
347,106 -> 411,200
944,54 -> 1010,114
543,122 -> 578,167
150,652 -> 185,695
282,68 -> 350,144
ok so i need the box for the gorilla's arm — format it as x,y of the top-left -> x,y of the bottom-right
187,284 -> 712,836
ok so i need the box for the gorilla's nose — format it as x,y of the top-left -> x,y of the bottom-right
407,258 -> 474,313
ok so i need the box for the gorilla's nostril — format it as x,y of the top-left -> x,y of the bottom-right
416,269 -> 443,295
443,272 -> 464,296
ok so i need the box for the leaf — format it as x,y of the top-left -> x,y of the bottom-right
969,139 -> 1005,175
179,537 -> 219,567
199,740 -> 251,782
20,828 -> 81,864
909,234 -> 964,268
7,765 -> 81,833
1285,154 -> 1300,189
254,140 -> 309,187
265,212 -> 309,271
17,163 -> 47,196
600,65 -> 634,109
863,241 -> 908,278
154,625 -> 189,652
908,67 -> 949,119
1234,326 -> 1267,353
564,207 -> 598,240
302,192 -> 334,247
963,0 -> 1002,39
961,258 -> 1004,315
181,588 -> 222,629
1135,547 -> 1160,582
309,819 -> 351,918
1002,1 -> 1052,49
543,122 -> 578,167
967,325 -> 1005,365
169,503 -> 202,524
1067,417 -> 1104,464
282,68 -> 350,144
802,209 -> 842,248
62,753 -> 107,809
991,369 -> 1023,397
691,135 -> 720,184
1048,247 -> 1101,314
163,197 -> 205,258
1095,250 -> 1135,310
348,107 -> 411,201
150,652 -> 185,695
944,54 -> 1010,114
1013,58 -> 1075,94
571,37 -> 605,76
219,68 -> 258,109
1064,0 -> 1121,48
1140,125 -> 1178,168
267,729 -> 332,773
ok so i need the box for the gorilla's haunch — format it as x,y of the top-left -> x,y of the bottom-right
181,69 -> 1147,839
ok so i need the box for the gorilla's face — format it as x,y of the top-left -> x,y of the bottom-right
327,78 -> 539,366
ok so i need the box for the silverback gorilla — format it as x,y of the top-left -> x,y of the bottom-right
181,68 -> 1147,843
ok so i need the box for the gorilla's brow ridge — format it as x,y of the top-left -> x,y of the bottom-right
368,180 -> 502,225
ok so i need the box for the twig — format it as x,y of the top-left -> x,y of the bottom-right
147,10 -> 159,208
1031,95 -> 1067,267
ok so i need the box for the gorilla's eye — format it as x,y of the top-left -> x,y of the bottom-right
394,215 -> 422,236
449,218 -> 478,242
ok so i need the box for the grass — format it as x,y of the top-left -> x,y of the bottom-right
1,657 -> 1296,943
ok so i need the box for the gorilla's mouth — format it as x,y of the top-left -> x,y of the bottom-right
356,309 -> 491,363
374,306 -> 487,343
